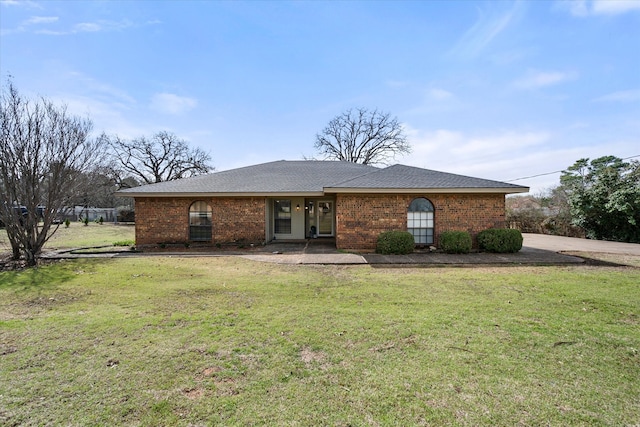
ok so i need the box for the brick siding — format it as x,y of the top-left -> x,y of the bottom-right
135,193 -> 506,252
134,197 -> 265,247
335,193 -> 506,251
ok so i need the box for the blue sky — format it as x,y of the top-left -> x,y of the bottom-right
1,0 -> 639,194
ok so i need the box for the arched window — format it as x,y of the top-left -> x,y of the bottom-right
189,201 -> 212,241
407,198 -> 434,245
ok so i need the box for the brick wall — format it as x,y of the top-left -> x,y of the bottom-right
135,193 -> 505,251
134,197 -> 265,246
134,198 -> 190,245
335,193 -> 506,251
211,198 -> 265,243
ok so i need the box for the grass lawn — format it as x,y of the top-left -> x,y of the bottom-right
1,257 -> 638,426
0,223 -> 135,253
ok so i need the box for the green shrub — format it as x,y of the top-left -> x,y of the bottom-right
376,231 -> 415,255
64,218 -> 70,228
439,230 -> 472,254
477,228 -> 523,253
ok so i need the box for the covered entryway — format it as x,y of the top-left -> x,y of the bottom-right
265,197 -> 336,242
267,197 -> 306,241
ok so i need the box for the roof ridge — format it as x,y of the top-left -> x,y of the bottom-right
328,164 -> 383,187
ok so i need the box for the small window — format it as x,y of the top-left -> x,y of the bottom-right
408,198 -> 434,245
274,200 -> 291,234
189,201 -> 212,241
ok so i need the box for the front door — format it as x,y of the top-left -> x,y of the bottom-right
316,201 -> 334,236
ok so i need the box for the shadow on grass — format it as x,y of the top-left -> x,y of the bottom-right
0,258 -> 104,291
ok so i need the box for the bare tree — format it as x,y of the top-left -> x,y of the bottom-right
314,108 -> 411,165
0,80 -> 103,265
104,131 -> 212,186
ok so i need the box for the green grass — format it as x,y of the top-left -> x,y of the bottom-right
0,223 -> 135,251
1,258 -> 638,426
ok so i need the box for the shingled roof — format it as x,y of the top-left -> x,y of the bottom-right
326,164 -> 528,193
118,160 -> 528,197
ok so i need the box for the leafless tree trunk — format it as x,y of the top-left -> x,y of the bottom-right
0,80 -> 102,266
314,108 -> 411,165
103,131 -> 212,185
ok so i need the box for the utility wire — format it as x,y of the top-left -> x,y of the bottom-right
506,154 -> 640,182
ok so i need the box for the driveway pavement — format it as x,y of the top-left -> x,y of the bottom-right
522,233 -> 640,255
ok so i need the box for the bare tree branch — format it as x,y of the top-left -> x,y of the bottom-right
0,79 -> 104,265
314,107 -> 411,165
103,131 -> 212,185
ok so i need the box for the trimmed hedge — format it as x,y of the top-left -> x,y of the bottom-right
439,230 -> 472,254
477,228 -> 523,253
376,231 -> 415,255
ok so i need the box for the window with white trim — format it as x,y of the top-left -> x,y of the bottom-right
407,198 -> 434,245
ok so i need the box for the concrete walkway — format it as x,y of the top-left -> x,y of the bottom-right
226,239 -> 583,266
40,234 -> 640,266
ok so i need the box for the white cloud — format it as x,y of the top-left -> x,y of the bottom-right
593,89 -> 640,102
513,70 -> 576,90
558,0 -> 640,16
399,127 -> 554,192
449,2 -> 524,59
427,88 -> 454,101
76,19 -> 132,33
74,22 -> 102,32
24,16 -> 58,25
451,131 -> 550,156
398,125 -> 637,194
31,19 -> 133,35
61,70 -> 137,106
0,0 -> 41,8
1,14 -> 58,35
592,0 -> 640,14
150,93 -> 198,115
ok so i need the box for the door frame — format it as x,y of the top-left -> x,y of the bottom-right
309,199 -> 335,237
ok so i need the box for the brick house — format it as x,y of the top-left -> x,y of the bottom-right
119,160 -> 528,251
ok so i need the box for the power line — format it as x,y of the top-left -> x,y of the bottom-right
507,170 -> 563,182
506,154 -> 640,183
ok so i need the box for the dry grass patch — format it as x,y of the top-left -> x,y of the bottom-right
563,251 -> 640,267
0,257 -> 638,426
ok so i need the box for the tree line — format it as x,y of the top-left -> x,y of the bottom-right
507,155 -> 640,243
2,79 -> 639,266
0,80 -> 215,266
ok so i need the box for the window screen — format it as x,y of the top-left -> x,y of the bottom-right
189,201 -> 212,241
274,200 -> 292,234
407,198 -> 434,245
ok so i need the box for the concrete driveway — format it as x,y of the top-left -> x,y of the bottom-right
523,233 -> 640,255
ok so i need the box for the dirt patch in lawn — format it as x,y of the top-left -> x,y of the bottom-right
300,346 -> 327,366
0,255 -> 62,272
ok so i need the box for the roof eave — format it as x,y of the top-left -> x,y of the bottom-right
118,187 -> 530,198
117,191 -> 326,198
